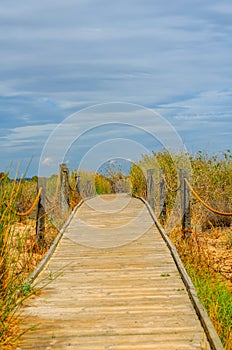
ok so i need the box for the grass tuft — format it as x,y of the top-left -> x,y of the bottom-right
130,150 -> 232,348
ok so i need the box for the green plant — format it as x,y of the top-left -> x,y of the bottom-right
129,163 -> 147,198
95,174 -> 111,194
0,175 -> 27,347
0,172 -> 52,348
130,150 -> 232,347
190,150 -> 232,229
186,265 -> 232,348
170,228 -> 232,348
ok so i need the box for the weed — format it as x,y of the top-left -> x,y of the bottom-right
130,150 -> 232,348
95,174 -> 111,194
0,172 -> 59,348
129,163 -> 147,198
186,264 -> 232,348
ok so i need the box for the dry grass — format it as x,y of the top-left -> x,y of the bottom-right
1,153 -> 232,347
130,150 -> 232,348
0,169 -> 113,348
0,168 -> 99,348
0,174 -> 60,349
195,226 -> 232,283
169,225 -> 232,349
0,218 -> 59,348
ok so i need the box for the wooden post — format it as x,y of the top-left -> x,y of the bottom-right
86,180 -> 90,197
180,169 -> 191,235
159,170 -> 167,223
36,177 -> 46,246
147,169 -> 155,210
59,163 -> 70,217
75,174 -> 81,195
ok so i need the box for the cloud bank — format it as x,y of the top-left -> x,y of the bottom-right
0,0 -> 231,175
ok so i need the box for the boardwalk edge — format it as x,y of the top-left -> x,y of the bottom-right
134,195 -> 224,350
28,199 -> 85,282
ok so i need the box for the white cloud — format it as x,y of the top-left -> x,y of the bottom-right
0,123 -> 58,151
11,124 -> 57,139
41,157 -> 53,166
0,0 -> 232,175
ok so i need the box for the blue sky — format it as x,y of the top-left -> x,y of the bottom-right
0,0 -> 232,177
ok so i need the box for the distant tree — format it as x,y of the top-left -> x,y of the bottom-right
31,175 -> 38,182
0,172 -> 10,183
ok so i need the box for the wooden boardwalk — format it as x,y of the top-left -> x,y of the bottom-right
17,194 -> 213,349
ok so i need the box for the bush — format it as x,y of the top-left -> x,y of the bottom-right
95,174 -> 111,194
129,163 -> 147,198
0,176 -> 36,348
190,151 -> 232,229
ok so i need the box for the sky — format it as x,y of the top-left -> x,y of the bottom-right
0,0 -> 232,177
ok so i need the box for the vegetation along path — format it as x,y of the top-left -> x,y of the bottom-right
17,194 -> 220,349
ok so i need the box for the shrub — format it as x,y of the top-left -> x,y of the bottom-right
95,174 -> 111,194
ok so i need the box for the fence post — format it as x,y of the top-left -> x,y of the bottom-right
59,163 -> 70,217
180,169 -> 191,235
86,180 -> 91,197
36,177 -> 46,246
159,169 -> 167,223
147,169 -> 155,210
75,174 -> 81,195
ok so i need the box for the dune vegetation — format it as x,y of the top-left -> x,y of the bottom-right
0,151 -> 231,348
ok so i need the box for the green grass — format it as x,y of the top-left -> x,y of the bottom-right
186,263 -> 232,348
169,227 -> 232,349
0,174 -> 33,347
0,172 -> 56,348
129,150 -> 232,348
0,167 -> 110,347
1,151 -> 232,347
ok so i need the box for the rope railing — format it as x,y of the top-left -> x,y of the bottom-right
45,194 -> 54,205
37,204 -> 60,220
184,178 -> 232,217
5,187 -> 42,217
146,168 -> 232,234
1,164 -> 94,248
44,173 -> 61,205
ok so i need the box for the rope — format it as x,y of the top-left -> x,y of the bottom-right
184,178 -> 232,216
37,205 -> 59,220
7,187 -> 43,216
45,194 -> 53,205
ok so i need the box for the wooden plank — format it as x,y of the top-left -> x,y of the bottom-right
138,195 -> 224,350
17,194 -> 213,349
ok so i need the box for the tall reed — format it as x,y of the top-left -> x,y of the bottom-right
0,174 -> 41,348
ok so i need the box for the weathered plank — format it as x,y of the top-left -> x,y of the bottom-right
17,194 -> 212,349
